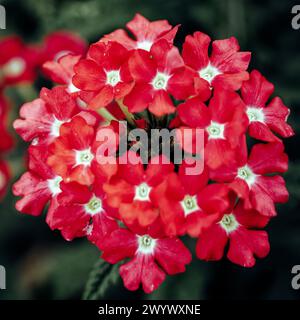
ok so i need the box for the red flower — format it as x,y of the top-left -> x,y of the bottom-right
0,36 -> 38,87
103,152 -> 174,228
182,32 -> 251,91
42,54 -> 82,93
73,42 -> 133,109
40,31 -> 87,64
241,70 -> 294,141
12,145 -> 63,216
13,87 -> 97,145
47,181 -> 118,242
123,39 -> 194,116
101,226 -> 192,293
47,115 -> 116,186
0,160 -> 10,200
211,140 -> 289,217
101,13 -> 179,52
196,202 -> 270,267
176,89 -> 248,169
151,161 -> 232,237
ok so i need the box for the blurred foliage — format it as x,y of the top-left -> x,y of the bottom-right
0,0 -> 299,300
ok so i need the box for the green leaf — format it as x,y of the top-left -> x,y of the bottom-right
82,259 -> 119,300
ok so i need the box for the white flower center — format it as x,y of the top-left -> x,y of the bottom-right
75,148 -> 94,166
3,57 -> 26,77
180,195 -> 200,216
51,117 -> 65,137
151,72 -> 170,90
47,176 -> 63,196
207,121 -> 225,139
237,165 -> 257,186
106,70 -> 121,87
84,196 -> 103,215
136,40 -> 153,51
137,234 -> 156,255
246,107 -> 265,123
199,63 -> 221,84
220,213 -> 239,233
134,183 -> 151,201
0,170 -> 6,189
68,82 -> 80,94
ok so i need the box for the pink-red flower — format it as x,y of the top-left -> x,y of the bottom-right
101,225 -> 192,293
39,31 -> 87,64
0,36 -> 38,87
13,87 -> 97,145
151,161 -> 232,237
103,152 -> 174,228
73,42 -> 133,109
175,89 -> 248,169
13,145 -> 63,216
47,181 -> 118,242
101,13 -> 179,52
182,31 -> 251,91
196,201 -> 270,267
241,70 -> 294,141
211,140 -> 289,217
47,115 -> 116,186
124,39 -> 195,116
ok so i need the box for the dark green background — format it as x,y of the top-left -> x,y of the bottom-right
0,0 -> 299,300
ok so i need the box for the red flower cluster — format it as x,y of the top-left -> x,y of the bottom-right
0,31 -> 87,199
13,14 -> 294,293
